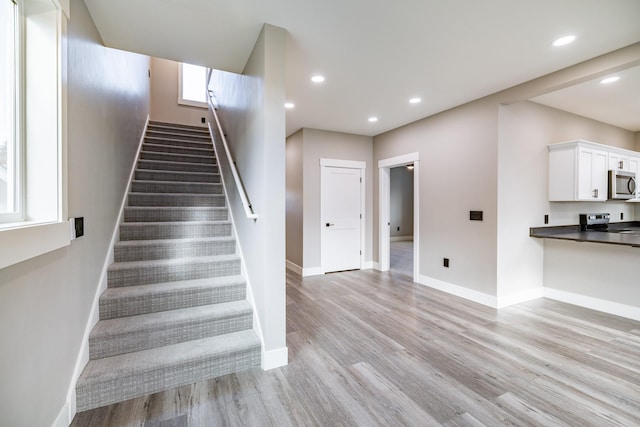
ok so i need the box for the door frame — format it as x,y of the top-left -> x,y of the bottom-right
320,158 -> 366,273
378,153 -> 420,281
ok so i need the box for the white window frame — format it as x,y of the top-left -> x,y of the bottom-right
0,0 -> 23,223
178,62 -> 208,109
0,0 -> 69,270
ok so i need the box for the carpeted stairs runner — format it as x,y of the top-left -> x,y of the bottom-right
75,121 -> 260,412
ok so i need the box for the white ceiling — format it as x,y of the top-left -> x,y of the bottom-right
83,0 -> 640,136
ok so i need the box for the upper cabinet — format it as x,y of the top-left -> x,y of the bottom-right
548,140 -> 639,202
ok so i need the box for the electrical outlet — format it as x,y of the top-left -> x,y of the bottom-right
544,214 -> 549,224
620,212 -> 624,221
397,226 -> 400,231
201,117 -> 206,124
443,258 -> 449,268
470,211 -> 483,221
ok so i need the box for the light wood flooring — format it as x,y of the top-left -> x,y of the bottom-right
72,269 -> 640,426
390,240 -> 413,278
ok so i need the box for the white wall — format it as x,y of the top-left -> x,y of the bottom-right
0,0 -> 150,425
285,130 -> 303,267
390,166 -> 414,238
208,24 -> 287,368
374,100 -> 499,297
150,57 -> 208,127
300,129 -> 374,271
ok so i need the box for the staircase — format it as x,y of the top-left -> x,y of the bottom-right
75,121 -> 261,412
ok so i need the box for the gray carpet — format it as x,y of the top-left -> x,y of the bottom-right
75,121 -> 260,412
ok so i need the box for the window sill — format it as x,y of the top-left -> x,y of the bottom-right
177,99 -> 208,109
0,221 -> 71,270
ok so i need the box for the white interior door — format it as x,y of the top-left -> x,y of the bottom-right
321,164 -> 363,273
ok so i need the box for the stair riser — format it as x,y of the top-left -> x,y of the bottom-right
140,151 -> 215,165
135,170 -> 220,183
120,223 -> 232,241
143,143 -> 213,157
145,137 -> 213,150
90,312 -> 252,359
99,283 -> 246,320
131,181 -> 222,194
115,240 -> 236,262
137,160 -> 217,173
148,123 -> 209,133
124,208 -> 227,222
76,344 -> 260,412
108,258 -> 241,287
128,193 -> 225,207
146,132 -> 211,142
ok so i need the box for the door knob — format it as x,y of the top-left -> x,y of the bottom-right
326,223 -> 335,227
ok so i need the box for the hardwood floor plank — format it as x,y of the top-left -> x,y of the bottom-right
73,268 -> 640,427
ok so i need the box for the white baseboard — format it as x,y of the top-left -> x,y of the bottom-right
418,274 -> 497,308
286,260 -> 302,275
262,346 -> 288,370
302,267 -> 323,277
390,235 -> 413,242
544,288 -> 640,322
52,399 -> 71,427
362,261 -> 376,270
496,287 -> 545,309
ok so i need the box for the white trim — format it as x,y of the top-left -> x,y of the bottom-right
496,287 -> 545,309
320,160 -> 366,274
64,116 -> 149,425
52,400 -> 71,427
262,346 -> 289,370
362,261 -> 375,269
286,260 -> 302,275
418,274 -> 497,308
208,121 -> 265,352
390,235 -> 413,242
0,221 -> 70,269
303,266 -> 323,277
544,288 -> 640,322
378,152 -> 420,281
378,152 -> 419,168
320,158 -> 366,169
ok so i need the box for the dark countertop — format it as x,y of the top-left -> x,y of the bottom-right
530,221 -> 640,248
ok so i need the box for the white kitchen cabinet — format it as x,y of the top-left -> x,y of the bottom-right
549,141 -> 608,201
608,152 -> 630,171
629,156 -> 640,198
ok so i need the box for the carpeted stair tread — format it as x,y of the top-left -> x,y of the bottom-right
127,192 -> 226,207
131,180 -> 222,194
142,143 -> 213,156
140,150 -> 216,165
145,132 -> 211,142
107,254 -> 241,287
76,330 -> 261,412
144,136 -> 213,150
114,236 -> 236,262
123,206 -> 227,222
89,300 -> 253,359
119,221 -> 232,241
149,121 -> 209,132
99,276 -> 246,319
134,169 -> 220,183
137,159 -> 218,173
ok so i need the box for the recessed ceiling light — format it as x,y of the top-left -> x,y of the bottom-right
552,35 -> 576,47
409,97 -> 421,104
600,76 -> 620,84
311,75 -> 325,83
368,117 -> 378,123
284,102 -> 295,109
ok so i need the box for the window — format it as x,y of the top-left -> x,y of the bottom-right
178,63 -> 208,108
0,0 -> 69,269
1,0 -> 20,221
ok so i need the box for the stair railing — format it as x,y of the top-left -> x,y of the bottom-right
206,87 -> 258,220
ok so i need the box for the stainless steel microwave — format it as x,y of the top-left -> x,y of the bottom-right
608,169 -> 636,200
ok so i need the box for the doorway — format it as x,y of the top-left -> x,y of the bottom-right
379,153 -> 419,281
389,165 -> 414,277
320,158 -> 366,273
